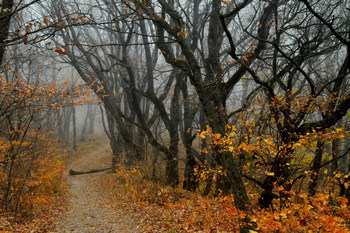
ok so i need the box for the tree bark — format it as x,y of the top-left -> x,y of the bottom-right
308,140 -> 324,196
72,106 -> 77,151
0,0 -> 14,66
80,104 -> 91,142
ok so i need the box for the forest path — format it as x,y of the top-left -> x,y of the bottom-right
55,140 -> 138,233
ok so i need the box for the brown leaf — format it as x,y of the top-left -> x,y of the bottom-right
54,47 -> 68,55
43,17 -> 48,26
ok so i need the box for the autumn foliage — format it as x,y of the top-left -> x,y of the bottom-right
105,162 -> 350,232
0,138 -> 67,232
0,76 -> 94,231
1,0 -> 349,231
102,90 -> 350,232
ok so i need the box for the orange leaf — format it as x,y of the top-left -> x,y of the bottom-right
220,0 -> 232,5
54,47 -> 68,55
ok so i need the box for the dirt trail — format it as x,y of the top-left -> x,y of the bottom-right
55,142 -> 138,233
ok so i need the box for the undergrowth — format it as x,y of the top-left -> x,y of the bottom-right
0,138 -> 68,232
106,163 -> 350,232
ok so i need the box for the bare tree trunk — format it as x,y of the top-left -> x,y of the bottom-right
308,140 -> 324,196
100,106 -> 110,139
332,138 -> 340,173
57,110 -> 64,141
72,106 -> 77,151
0,0 -> 14,66
80,104 -> 91,142
165,78 -> 181,186
2,152 -> 15,209
106,110 -> 119,172
182,79 -> 198,191
87,104 -> 97,135
199,109 -> 213,196
63,107 -> 72,146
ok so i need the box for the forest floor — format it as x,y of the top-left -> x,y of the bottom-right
55,140 -> 140,233
53,136 -> 350,233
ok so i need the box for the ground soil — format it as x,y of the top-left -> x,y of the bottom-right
55,142 -> 140,233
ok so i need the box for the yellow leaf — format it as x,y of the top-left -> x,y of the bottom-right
265,171 -> 275,176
